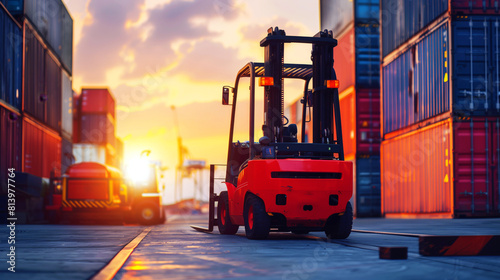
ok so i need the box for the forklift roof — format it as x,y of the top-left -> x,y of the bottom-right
237,62 -> 312,80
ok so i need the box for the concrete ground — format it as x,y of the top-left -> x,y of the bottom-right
0,215 -> 499,280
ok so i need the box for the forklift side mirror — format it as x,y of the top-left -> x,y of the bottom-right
222,87 -> 230,105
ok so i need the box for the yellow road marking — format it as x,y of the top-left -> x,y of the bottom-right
91,227 -> 151,280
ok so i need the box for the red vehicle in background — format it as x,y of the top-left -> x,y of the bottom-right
46,162 -> 165,225
192,27 -> 353,239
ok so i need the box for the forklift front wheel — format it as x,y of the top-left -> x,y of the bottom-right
217,191 -> 239,235
244,194 -> 270,240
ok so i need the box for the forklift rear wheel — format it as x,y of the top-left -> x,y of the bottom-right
244,194 -> 270,240
325,201 -> 353,239
137,203 -> 159,225
217,191 -> 239,235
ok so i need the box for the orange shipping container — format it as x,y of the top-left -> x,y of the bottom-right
381,117 -> 500,218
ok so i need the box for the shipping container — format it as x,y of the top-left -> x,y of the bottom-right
72,91 -> 79,143
23,21 -> 62,131
353,155 -> 381,217
0,4 -> 22,109
73,143 -> 108,165
61,136 -> 72,174
4,0 -> 73,73
381,0 -> 500,58
320,0 -> 379,36
45,49 -> 62,131
80,88 -> 116,119
381,117 -> 500,217
79,113 -> 115,146
61,70 -> 72,139
0,105 -> 21,192
22,117 -> 61,178
382,16 -> 500,137
338,87 -> 381,157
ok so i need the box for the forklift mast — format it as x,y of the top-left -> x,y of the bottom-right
261,27 -> 343,158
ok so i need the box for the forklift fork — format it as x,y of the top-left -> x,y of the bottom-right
191,164 -> 219,232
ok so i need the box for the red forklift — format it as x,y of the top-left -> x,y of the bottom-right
192,27 -> 353,239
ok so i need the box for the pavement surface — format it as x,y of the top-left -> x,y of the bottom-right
1,215 -> 499,280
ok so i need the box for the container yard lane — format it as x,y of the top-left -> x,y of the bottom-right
2,216 -> 500,279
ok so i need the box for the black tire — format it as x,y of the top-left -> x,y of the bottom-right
244,194 -> 270,240
217,191 -> 239,235
325,201 -> 353,239
136,203 -> 159,225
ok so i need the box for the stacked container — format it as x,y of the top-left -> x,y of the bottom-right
1,3 -> 22,195
73,88 -> 117,167
380,1 -> 500,217
320,0 -> 381,217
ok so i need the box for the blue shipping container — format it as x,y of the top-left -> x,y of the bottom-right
381,0 -> 449,58
354,156 -> 381,217
0,5 -> 22,109
356,23 -> 380,88
5,0 -> 72,73
321,0 -> 379,36
382,16 -> 500,136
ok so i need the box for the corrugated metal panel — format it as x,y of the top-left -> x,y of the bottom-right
381,0 -> 448,58
61,137 -> 72,174
0,106 -> 21,192
60,4 -> 72,73
23,118 -> 61,178
0,5 -> 22,109
73,143 -> 107,165
354,0 -> 379,21
382,23 -> 450,135
355,23 -> 380,88
452,16 -> 500,115
80,88 -> 115,119
24,21 -> 62,131
45,50 -> 61,131
339,88 -> 356,156
453,117 -> 499,216
79,114 -> 115,146
335,28 -> 355,93
381,119 -> 453,214
5,0 -> 72,73
357,88 -> 380,154
23,22 -> 45,121
355,155 -> 381,217
382,48 -> 412,135
61,70 -> 72,138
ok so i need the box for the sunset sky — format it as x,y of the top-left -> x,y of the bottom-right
65,0 -> 320,202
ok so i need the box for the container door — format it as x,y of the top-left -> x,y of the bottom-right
453,118 -> 497,216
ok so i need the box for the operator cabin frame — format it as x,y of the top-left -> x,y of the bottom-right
223,28 -> 344,185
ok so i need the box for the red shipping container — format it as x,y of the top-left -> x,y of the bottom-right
381,117 -> 500,217
73,92 -> 80,143
337,87 -> 380,157
80,88 -> 115,119
0,105 -> 22,192
452,0 -> 500,14
23,117 -> 61,178
334,27 -> 355,93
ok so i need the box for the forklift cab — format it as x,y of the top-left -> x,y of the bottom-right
221,27 -> 343,186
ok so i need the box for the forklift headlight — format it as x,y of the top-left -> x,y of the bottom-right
259,77 -> 274,86
325,80 -> 340,89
